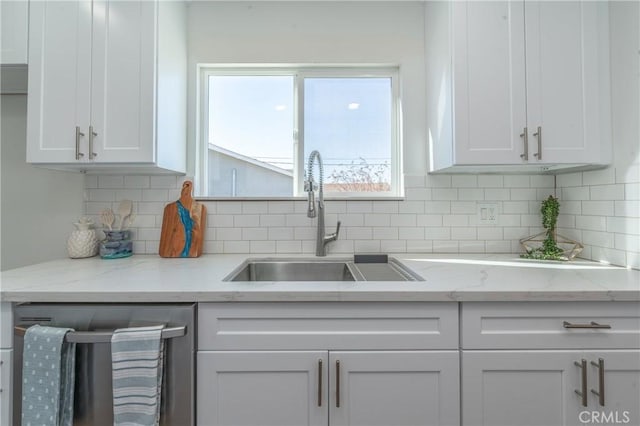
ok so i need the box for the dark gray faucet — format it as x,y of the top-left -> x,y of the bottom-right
305,150 -> 341,256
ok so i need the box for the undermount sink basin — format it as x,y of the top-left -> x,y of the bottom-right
224,257 -> 423,282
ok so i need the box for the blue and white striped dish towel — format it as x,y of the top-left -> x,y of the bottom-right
21,325 -> 76,426
111,325 -> 165,426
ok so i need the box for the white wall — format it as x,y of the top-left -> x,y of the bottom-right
556,1 -> 640,269
1,94 -> 84,270
80,1 -> 638,268
186,1 -> 427,177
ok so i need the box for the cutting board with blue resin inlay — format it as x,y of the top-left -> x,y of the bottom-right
159,181 -> 206,258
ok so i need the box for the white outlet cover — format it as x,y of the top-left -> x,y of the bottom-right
477,203 -> 499,225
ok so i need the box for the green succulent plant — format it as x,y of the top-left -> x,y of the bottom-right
521,195 -> 565,261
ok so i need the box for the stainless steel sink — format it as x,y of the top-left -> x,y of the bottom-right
224,257 -> 423,282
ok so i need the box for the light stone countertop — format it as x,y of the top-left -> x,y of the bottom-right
1,253 -> 639,303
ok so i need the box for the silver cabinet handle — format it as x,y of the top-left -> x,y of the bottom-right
533,126 -> 542,160
563,321 -> 612,329
335,360 -> 341,408
75,126 -> 85,160
89,125 -> 98,159
15,325 -> 186,343
519,127 -> 529,160
591,358 -> 605,406
575,359 -> 588,407
317,359 -> 323,407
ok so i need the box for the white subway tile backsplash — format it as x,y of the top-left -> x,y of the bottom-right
484,188 -> 510,201
443,215 -> 468,227
364,214 -> 391,227
398,200 -> 425,214
250,241 -> 276,254
234,215 -> 260,227
583,168 -> 616,186
373,228 -> 398,240
432,188 -> 458,201
625,183 -> 640,200
354,240 -> 381,253
98,176 -> 124,188
380,240 -> 406,253
347,201 -> 373,214
477,175 -> 504,188
217,228 -> 242,241
451,227 -> 476,240
242,228 -> 268,241
582,201 -> 615,216
458,188 -> 484,201
124,176 -> 150,189
504,175 -> 530,188
426,175 -> 451,188
575,215 -> 607,232
150,176 -> 178,189
510,188 -> 538,201
372,201 -> 399,214
556,172 -> 582,188
83,171 -> 638,269
433,240 -> 458,253
389,214 -> 416,227
141,190 -> 169,202
406,240 -> 433,252
416,214 -> 443,227
590,184 -> 625,201
452,175 -> 477,188
398,227 -> 425,240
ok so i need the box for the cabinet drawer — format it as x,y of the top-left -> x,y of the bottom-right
198,302 -> 459,350
462,302 -> 640,349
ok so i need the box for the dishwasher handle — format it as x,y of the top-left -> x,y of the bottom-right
14,325 -> 186,344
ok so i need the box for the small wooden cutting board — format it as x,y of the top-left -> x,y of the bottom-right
159,181 -> 206,258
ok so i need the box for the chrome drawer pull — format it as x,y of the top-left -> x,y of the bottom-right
317,359 -> 323,407
15,325 -> 186,343
520,127 -> 529,160
574,359 -> 588,407
75,126 -> 85,160
563,321 -> 611,329
591,358 -> 605,406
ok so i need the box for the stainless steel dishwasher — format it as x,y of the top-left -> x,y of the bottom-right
13,303 -> 195,426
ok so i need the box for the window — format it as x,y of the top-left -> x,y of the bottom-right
197,66 -> 401,198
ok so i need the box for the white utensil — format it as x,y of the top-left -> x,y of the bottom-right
116,200 -> 133,230
100,209 -> 115,231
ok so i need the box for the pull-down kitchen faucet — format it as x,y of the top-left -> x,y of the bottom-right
305,150 -> 341,256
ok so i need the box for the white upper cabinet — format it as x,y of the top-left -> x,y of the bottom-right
26,0 -> 187,174
426,0 -> 612,173
0,0 -> 28,65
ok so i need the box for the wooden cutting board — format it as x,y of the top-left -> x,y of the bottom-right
159,181 -> 206,258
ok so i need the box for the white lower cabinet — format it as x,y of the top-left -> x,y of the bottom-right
461,302 -> 640,426
198,350 -> 459,426
197,302 -> 460,426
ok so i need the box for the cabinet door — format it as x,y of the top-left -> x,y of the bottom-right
462,350 -> 583,426
0,350 -> 12,426
197,351 -> 328,426
90,0 -> 156,163
0,1 -> 28,64
330,351 -> 459,426
584,350 -> 640,425
524,1 -> 611,164
452,1 -> 528,165
26,1 -> 92,163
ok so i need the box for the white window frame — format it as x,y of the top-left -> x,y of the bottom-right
196,64 -> 402,199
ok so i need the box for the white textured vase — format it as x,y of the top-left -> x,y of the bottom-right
67,219 -> 99,259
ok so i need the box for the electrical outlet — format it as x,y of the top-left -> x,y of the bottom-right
477,203 -> 499,225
